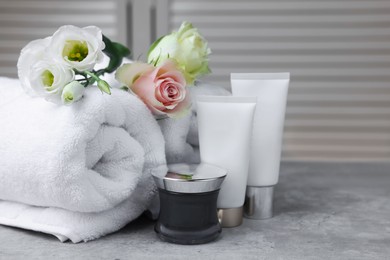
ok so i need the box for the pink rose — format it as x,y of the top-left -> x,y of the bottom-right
116,60 -> 190,118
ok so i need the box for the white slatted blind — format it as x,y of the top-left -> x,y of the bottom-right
0,0 -> 127,78
163,0 -> 390,162
1,0 -> 389,162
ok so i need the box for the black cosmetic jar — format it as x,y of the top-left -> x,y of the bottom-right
152,163 -> 227,245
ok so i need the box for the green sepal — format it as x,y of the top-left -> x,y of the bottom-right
120,85 -> 129,91
147,35 -> 164,59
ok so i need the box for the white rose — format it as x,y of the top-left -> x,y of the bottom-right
29,60 -> 74,104
49,25 -> 105,71
61,81 -> 85,105
147,22 -> 211,85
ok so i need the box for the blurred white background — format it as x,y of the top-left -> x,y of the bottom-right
1,0 -> 389,162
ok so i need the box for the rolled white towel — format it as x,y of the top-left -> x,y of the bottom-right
0,174 -> 155,243
159,81 -> 231,164
0,77 -> 167,242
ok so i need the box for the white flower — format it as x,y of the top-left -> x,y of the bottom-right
29,60 -> 75,104
49,25 -> 105,71
61,81 -> 85,105
17,37 -> 51,96
17,37 -> 74,103
147,22 -> 211,85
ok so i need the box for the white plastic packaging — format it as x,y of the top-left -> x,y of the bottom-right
197,96 -> 257,227
231,73 -> 290,219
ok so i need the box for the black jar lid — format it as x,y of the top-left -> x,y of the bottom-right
152,163 -> 227,193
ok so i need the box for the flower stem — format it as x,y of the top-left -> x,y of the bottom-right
84,70 -> 100,81
94,69 -> 106,77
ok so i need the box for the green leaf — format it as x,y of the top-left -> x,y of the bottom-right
181,174 -> 193,180
165,172 -> 193,180
113,42 -> 130,57
102,35 -> 116,56
102,35 -> 131,73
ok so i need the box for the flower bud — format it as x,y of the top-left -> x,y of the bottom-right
61,81 -> 85,105
97,79 -> 111,95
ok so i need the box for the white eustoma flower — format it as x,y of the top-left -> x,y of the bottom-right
17,37 -> 51,96
29,60 -> 75,104
17,37 -> 74,103
61,80 -> 85,105
49,25 -> 105,71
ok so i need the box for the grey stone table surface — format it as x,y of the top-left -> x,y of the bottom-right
0,162 -> 389,260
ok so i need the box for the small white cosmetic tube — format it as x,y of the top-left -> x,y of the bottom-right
231,73 -> 290,219
197,96 -> 257,227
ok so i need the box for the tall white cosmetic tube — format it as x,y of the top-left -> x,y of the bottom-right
231,73 -> 290,219
197,96 -> 257,227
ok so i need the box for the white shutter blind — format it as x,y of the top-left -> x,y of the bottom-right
161,0 -> 390,162
0,0 -> 127,78
1,0 -> 389,162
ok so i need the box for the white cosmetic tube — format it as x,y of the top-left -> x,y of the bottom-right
197,96 -> 257,227
231,73 -> 290,219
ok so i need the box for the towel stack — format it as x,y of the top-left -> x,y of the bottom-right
0,77 -> 167,242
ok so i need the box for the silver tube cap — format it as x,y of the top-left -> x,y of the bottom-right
217,207 -> 243,228
244,186 -> 274,219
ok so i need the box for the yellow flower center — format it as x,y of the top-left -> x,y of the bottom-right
62,40 -> 89,62
41,70 -> 54,88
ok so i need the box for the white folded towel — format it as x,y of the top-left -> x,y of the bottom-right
0,77 -> 167,242
159,82 -> 231,164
